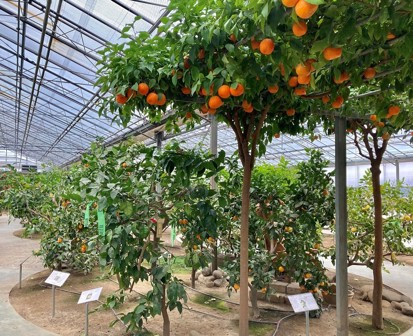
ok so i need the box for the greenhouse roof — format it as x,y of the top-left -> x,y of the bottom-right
1,0 -> 413,169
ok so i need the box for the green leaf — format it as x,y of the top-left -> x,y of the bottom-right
305,0 -> 325,4
63,193 -> 82,202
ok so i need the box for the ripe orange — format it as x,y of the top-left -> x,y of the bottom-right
233,283 -> 240,290
146,92 -> 158,105
323,47 -> 342,61
304,272 -> 312,279
292,21 -> 307,37
229,34 -> 237,43
185,112 -> 193,119
370,115 -> 377,121
322,95 -> 330,104
268,85 -> 279,94
181,87 -> 191,94
363,67 -> 376,79
377,121 -> 385,128
298,74 -> 310,85
279,63 -> 286,77
198,48 -> 205,59
387,32 -> 396,40
274,133 -> 280,138
116,94 -> 127,105
208,108 -> 217,115
295,0 -> 318,19
333,71 -> 350,84
296,63 -> 311,76
126,88 -> 137,99
278,266 -> 285,273
122,162 -> 127,168
57,237 -> 63,243
138,83 -> 149,96
251,37 -> 261,50
259,38 -> 275,55
331,96 -> 344,108
288,76 -> 299,87
244,106 -> 254,113
200,104 -> 208,114
282,0 -> 299,7
156,93 -> 166,106
242,100 -> 252,109
81,244 -> 87,253
229,83 -> 245,96
294,87 -> 306,96
209,96 -> 223,109
200,85 -> 214,96
286,108 -> 296,116
388,105 -> 400,116
184,57 -> 190,69
218,85 -> 231,99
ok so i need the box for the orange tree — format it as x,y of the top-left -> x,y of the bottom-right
97,0 -> 413,331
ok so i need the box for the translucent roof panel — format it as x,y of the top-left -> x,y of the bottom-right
0,0 -> 169,168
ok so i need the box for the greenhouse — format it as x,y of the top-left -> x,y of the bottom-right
1,1 -> 413,336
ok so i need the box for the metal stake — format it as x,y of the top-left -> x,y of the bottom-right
305,310 -> 310,336
85,303 -> 89,336
52,285 -> 56,317
19,264 -> 22,289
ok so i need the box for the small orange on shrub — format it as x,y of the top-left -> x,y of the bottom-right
363,67 -> 376,79
146,92 -> 158,105
229,83 -> 245,96
218,85 -> 231,99
286,108 -> 296,116
138,83 -> 149,96
323,47 -> 342,61
331,96 -> 344,108
292,21 -> 308,37
209,96 -> 223,109
116,94 -> 127,105
295,0 -> 318,19
282,0 -> 299,7
268,85 -> 279,94
259,38 -> 275,55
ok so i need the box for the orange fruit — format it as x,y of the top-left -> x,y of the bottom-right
331,96 -> 344,108
323,47 -> 342,61
200,104 -> 208,114
268,85 -> 279,94
304,273 -> 312,279
377,121 -> 385,128
387,32 -> 396,40
138,83 -> 149,96
146,92 -> 158,105
126,88 -> 137,99
278,266 -> 285,273
388,105 -> 400,116
81,244 -> 87,253
292,21 -> 307,37
57,237 -> 63,243
296,63 -> 312,76
251,37 -> 261,50
198,48 -> 205,59
382,132 -> 391,141
208,96 -> 223,109
229,83 -> 245,96
244,106 -> 254,113
286,108 -> 296,116
363,67 -> 376,79
274,133 -> 280,138
184,57 -> 190,69
242,100 -> 252,109
156,93 -> 166,106
370,115 -> 377,121
298,74 -> 310,85
208,108 -> 217,115
294,87 -> 306,96
259,38 -> 275,55
181,87 -> 191,94
200,85 -> 214,96
185,112 -> 193,119
282,0 -> 299,7
229,34 -> 237,43
295,0 -> 318,19
233,283 -> 240,290
279,63 -> 286,77
116,94 -> 127,105
218,85 -> 231,99
333,71 -> 350,84
288,76 -> 299,87
322,95 -> 330,104
122,162 -> 127,168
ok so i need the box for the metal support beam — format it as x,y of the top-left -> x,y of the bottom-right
395,159 -> 400,182
335,117 -> 348,336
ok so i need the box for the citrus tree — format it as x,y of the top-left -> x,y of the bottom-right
96,0 -> 413,332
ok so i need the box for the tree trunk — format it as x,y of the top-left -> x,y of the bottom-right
211,245 -> 218,272
161,283 -> 170,336
249,286 -> 260,319
239,155 -> 252,336
371,163 -> 384,330
191,267 -> 196,289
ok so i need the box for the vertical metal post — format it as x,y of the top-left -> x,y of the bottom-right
52,285 -> 56,317
335,117 -> 348,336
19,263 -> 22,289
85,303 -> 89,336
305,311 -> 310,336
395,160 -> 400,182
155,131 -> 163,237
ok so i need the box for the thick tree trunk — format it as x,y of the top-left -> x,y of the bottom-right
239,156 -> 252,336
191,267 -> 196,289
249,286 -> 260,319
161,283 -> 170,336
371,163 -> 384,330
211,245 -> 218,272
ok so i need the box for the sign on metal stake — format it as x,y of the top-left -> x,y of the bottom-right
288,293 -> 319,336
45,270 -> 70,318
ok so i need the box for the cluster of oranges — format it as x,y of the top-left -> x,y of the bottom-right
282,0 -> 318,37
115,83 -> 167,107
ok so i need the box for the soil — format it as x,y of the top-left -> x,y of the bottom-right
9,231 -> 413,336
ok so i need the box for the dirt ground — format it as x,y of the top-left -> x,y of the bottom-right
8,231 -> 413,336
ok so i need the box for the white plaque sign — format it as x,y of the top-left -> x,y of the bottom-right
288,293 -> 319,313
78,287 -> 103,304
45,270 -> 70,287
